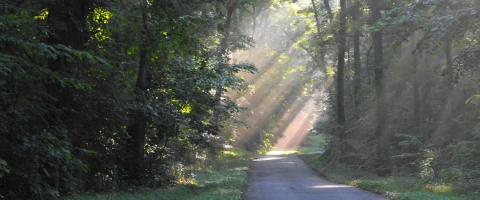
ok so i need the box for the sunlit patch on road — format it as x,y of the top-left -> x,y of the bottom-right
253,156 -> 286,162
310,185 -> 353,189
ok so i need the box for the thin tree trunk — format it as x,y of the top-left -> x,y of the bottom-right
328,0 -> 346,165
443,0 -> 454,86
311,0 -> 322,35
320,51 -> 326,73
323,0 -> 334,22
337,0 -> 346,124
311,0 -> 327,73
352,0 -> 362,109
444,37 -> 454,85
413,56 -> 420,131
369,0 -> 389,173
432,35 -> 457,146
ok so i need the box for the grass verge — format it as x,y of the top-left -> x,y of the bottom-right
65,149 -> 252,200
299,154 -> 477,200
296,134 -> 327,154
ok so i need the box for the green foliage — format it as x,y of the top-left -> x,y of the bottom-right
64,149 -> 251,200
439,142 -> 480,193
298,133 -> 327,154
299,154 -> 473,200
256,131 -> 274,155
316,0 -> 480,195
1,0 -> 256,199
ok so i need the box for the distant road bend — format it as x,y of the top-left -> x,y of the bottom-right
245,153 -> 384,200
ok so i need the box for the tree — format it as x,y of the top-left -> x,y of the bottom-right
0,0 -> 257,198
368,0 -> 390,172
319,0 -> 346,126
310,0 -> 329,72
336,0 -> 346,125
123,0 -> 151,183
212,0 -> 240,134
352,0 -> 362,108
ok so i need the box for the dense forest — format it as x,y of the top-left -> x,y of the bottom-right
1,0 -> 479,199
0,0 -> 259,199
312,0 -> 480,192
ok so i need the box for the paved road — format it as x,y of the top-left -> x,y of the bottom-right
245,154 -> 384,200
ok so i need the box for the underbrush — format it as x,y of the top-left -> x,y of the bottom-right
297,134 -> 327,154
64,149 -> 252,200
299,154 -> 477,200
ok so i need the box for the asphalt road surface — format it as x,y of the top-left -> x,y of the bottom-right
245,154 -> 385,200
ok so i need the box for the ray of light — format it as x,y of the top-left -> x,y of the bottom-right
274,98 -> 316,150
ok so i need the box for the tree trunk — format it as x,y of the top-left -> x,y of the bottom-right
444,37 -> 454,85
352,0 -> 362,109
311,0 -> 327,73
124,0 -> 151,183
311,0 -> 322,36
323,0 -> 334,22
336,0 -> 346,124
328,0 -> 346,165
413,56 -> 420,131
369,0 -> 389,173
